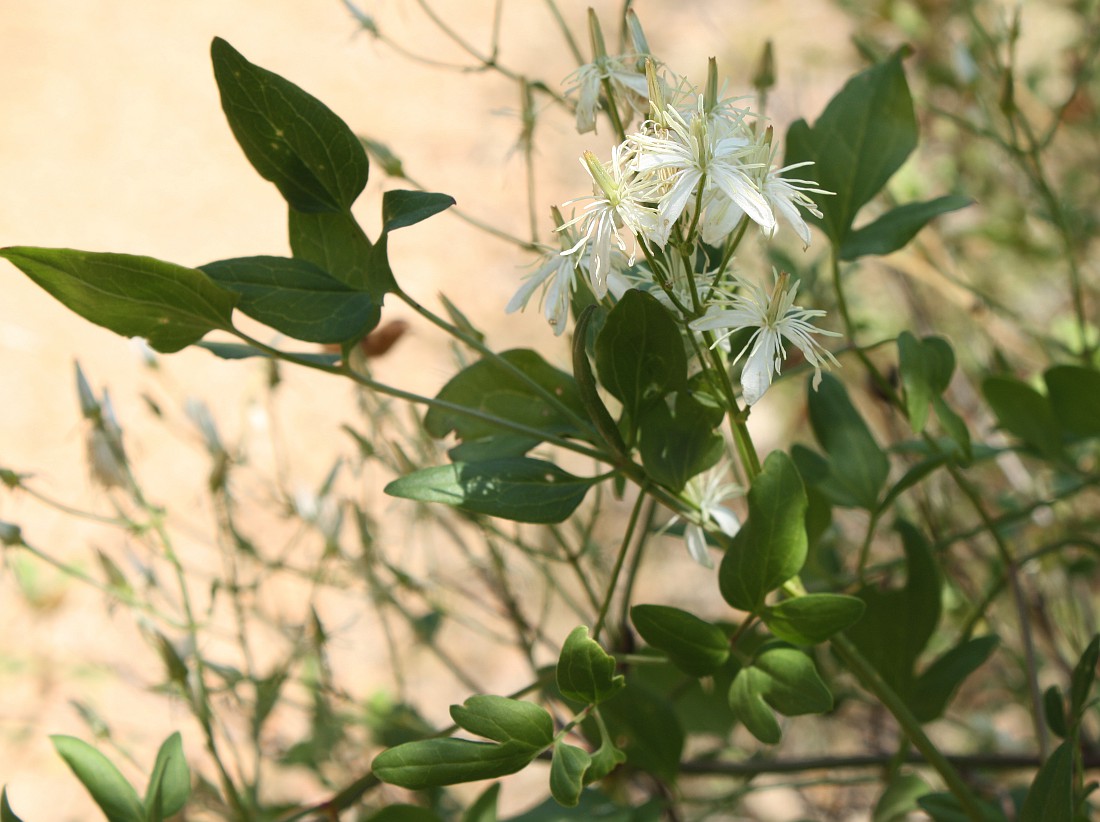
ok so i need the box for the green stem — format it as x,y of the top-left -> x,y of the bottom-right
830,633 -> 988,822
593,486 -> 649,641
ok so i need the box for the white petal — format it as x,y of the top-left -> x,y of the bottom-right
685,524 -> 714,568
709,506 -> 741,537
740,334 -> 777,405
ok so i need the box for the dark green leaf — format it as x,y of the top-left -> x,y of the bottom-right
752,642 -> 833,716
784,49 -> 917,247
910,635 -> 999,722
638,392 -> 724,493
382,190 -> 456,232
1,788 -> 26,822
288,208 -> 373,290
252,669 -> 289,739
447,435 -> 539,462
932,396 -> 972,462
461,783 -> 500,822
592,681 -> 683,782
425,350 -> 592,444
916,792 -> 1006,822
384,458 -> 594,524
844,521 -> 940,704
371,739 -> 537,789
1044,685 -> 1068,739
573,305 -> 627,456
1020,741 -> 1074,822
630,605 -> 730,676
595,290 -> 687,436
549,743 -> 591,807
504,790 -> 662,822
728,663 -> 781,744
211,37 -> 368,212
196,340 -> 340,366
0,248 -> 236,353
449,696 -> 554,751
1045,366 -> 1100,439
51,735 -> 145,822
874,773 -> 931,822
763,594 -> 865,645
840,196 -> 971,260
557,626 -> 625,705
201,256 -> 378,344
719,451 -> 808,613
367,806 -> 443,822
898,333 -> 956,433
879,453 -> 951,511
143,732 -> 190,820
807,374 -> 889,509
982,376 -> 1064,461
1069,634 -> 1099,719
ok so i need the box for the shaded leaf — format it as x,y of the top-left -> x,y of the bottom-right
916,792 -> 1006,822
367,806 -> 443,822
874,773 -> 931,822
1020,741 -> 1073,822
425,350 -> 592,444
1,788 -> 26,822
898,332 -> 956,433
196,341 -> 340,366
1046,366 -> 1100,439
211,37 -> 368,212
592,681 -> 683,782
382,190 -> 456,232
1069,634 -> 1099,720
201,256 -> 378,344
840,196 -> 971,260
288,208 -> 373,290
461,783 -> 500,822
630,605 -> 730,676
0,248 -> 235,353
982,376 -> 1064,461
384,458 -> 594,524
910,635 -> 999,722
638,392 -> 724,493
807,374 -> 889,509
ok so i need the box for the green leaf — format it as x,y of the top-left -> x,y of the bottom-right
211,37 -> 368,212
982,375 -> 1064,461
196,340 -> 340,366
932,396 -> 972,461
728,643 -> 832,743
591,682 -> 682,782
371,739 -> 537,789
557,626 -> 625,705
763,594 -> 866,645
201,256 -> 379,344
1045,366 -> 1100,439
504,790 -> 662,822
366,806 -> 443,822
844,521 -> 940,704
51,735 -> 145,822
461,783 -> 500,822
143,732 -> 190,820
449,696 -> 554,751
784,49 -> 918,247
898,333 -> 956,433
719,451 -> 808,613
586,727 -> 628,783
637,392 -> 724,493
630,605 -> 730,676
1,788 -> 26,822
840,195 -> 971,260
1020,741 -> 1074,822
917,792 -> 1006,822
1044,685 -> 1068,739
595,290 -> 687,437
874,773 -> 931,822
425,350 -> 592,444
384,458 -> 594,524
288,208 -> 373,290
910,635 -> 999,722
0,248 -> 236,353
1069,634 -> 1099,719
573,305 -> 628,456
382,190 -> 456,232
807,374 -> 889,509
549,743 -> 592,807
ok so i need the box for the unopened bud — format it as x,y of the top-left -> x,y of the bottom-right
752,40 -> 776,94
0,520 -> 22,547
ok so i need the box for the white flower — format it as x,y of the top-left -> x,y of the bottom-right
630,99 -> 773,244
564,53 -> 650,134
680,467 -> 743,567
559,147 -> 662,298
506,246 -> 581,336
760,159 -> 831,248
690,272 -> 840,406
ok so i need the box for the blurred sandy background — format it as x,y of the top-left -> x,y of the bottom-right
0,1 -> 858,818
